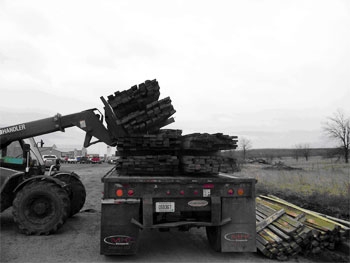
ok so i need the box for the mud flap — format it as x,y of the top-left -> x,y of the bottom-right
100,199 -> 140,255
220,197 -> 256,252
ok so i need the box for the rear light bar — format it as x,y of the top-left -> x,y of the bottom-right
203,183 -> 214,189
113,184 -> 247,198
115,188 -> 135,197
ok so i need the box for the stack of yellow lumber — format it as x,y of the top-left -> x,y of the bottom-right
256,195 -> 350,260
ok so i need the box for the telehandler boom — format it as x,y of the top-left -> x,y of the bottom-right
0,102 -> 124,235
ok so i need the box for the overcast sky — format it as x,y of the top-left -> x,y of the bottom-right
1,0 -> 349,154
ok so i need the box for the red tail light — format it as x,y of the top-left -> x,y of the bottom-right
127,189 -> 134,196
116,189 -> 123,197
237,188 -> 244,196
228,189 -> 234,195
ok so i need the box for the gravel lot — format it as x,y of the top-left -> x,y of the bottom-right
0,163 -> 346,262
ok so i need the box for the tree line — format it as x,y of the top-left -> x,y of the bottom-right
236,109 -> 349,163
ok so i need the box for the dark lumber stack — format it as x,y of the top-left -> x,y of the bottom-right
179,133 -> 238,175
107,79 -> 160,118
180,155 -> 236,174
116,129 -> 182,176
181,133 -> 238,152
116,129 -> 182,154
116,155 -> 179,176
107,80 -> 175,134
106,80 -> 179,175
106,79 -> 239,176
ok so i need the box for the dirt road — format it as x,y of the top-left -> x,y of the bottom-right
0,164 -> 339,262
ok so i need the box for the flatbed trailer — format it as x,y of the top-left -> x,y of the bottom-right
100,170 -> 256,255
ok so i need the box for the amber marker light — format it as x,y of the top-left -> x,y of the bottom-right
237,188 -> 244,196
116,189 -> 123,197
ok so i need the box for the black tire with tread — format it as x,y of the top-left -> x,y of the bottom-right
54,173 -> 86,217
12,181 -> 70,235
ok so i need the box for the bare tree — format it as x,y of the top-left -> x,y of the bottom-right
294,144 -> 310,161
294,144 -> 303,161
239,137 -> 252,161
323,109 -> 350,163
302,143 -> 311,161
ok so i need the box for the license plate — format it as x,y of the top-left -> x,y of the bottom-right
155,202 -> 175,212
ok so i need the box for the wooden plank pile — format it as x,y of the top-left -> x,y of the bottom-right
116,129 -> 182,154
180,155 -> 236,174
115,129 -> 182,175
106,79 -> 238,176
115,155 -> 179,176
180,133 -> 238,174
256,195 -> 350,260
107,80 -> 176,134
107,79 -> 161,119
181,133 -> 238,152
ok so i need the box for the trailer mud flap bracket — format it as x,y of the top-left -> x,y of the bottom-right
130,217 -> 232,229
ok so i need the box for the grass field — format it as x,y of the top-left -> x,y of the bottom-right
235,156 -> 350,220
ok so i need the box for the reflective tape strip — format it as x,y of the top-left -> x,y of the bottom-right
101,198 -> 140,204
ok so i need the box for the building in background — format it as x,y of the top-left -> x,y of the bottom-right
39,145 -> 87,159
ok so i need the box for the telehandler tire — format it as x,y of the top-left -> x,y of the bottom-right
55,173 -> 86,217
12,180 -> 70,235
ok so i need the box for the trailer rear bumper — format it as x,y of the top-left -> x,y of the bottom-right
100,195 -> 256,255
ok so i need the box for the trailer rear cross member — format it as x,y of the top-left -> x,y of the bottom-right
100,173 -> 257,255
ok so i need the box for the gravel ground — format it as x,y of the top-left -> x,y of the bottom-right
1,163 -> 347,262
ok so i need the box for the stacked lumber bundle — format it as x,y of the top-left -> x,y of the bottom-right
107,80 -> 176,134
180,133 -> 238,174
116,130 -> 182,175
116,129 -> 182,154
107,79 -> 160,118
256,195 -> 350,260
106,80 -> 178,175
115,155 -> 179,175
181,133 -> 238,151
180,156 -> 236,174
107,79 -> 238,176
256,199 -> 310,260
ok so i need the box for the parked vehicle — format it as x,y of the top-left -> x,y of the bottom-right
90,156 -> 101,164
60,156 -> 68,163
79,156 -> 91,164
107,156 -> 119,164
42,154 -> 60,171
67,157 -> 77,164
